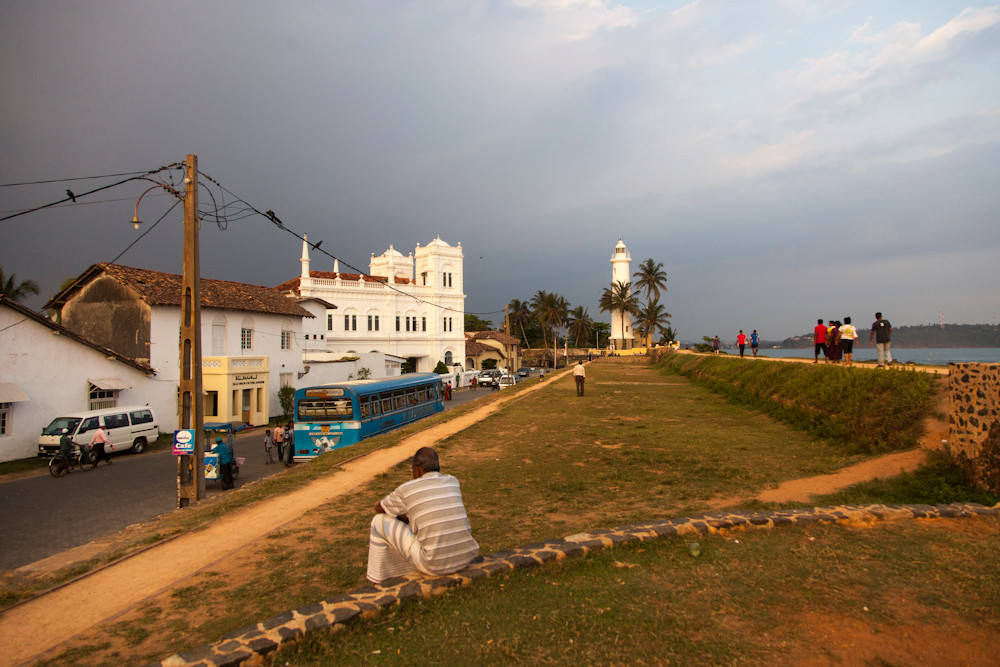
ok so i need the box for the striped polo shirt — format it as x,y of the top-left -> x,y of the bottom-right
379,471 -> 479,575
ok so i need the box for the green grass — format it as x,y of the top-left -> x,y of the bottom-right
269,516 -> 1000,666
658,353 -> 940,453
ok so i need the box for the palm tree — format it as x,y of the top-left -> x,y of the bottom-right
599,280 -> 640,346
659,325 -> 678,345
637,298 -> 671,346
0,268 -> 40,303
507,298 -> 532,349
530,290 -> 552,350
532,291 -> 569,367
567,306 -> 593,347
633,258 -> 667,306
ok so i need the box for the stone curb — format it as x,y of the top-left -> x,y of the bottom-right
157,502 -> 1000,666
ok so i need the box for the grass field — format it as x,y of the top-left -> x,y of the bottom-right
27,359 -> 1000,665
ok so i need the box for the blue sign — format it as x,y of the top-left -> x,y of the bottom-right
173,429 -> 196,455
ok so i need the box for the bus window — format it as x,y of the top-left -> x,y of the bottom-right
297,397 -> 354,421
360,399 -> 370,419
393,390 -> 406,411
380,393 -> 393,414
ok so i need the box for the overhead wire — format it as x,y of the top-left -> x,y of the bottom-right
197,169 -> 505,317
0,163 -> 183,224
0,169 -> 164,188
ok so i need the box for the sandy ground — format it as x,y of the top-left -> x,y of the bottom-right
0,359 -> 953,665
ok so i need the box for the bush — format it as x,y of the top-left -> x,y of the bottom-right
433,361 -> 449,374
278,385 -> 295,417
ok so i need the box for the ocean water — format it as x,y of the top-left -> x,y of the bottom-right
750,347 -> 1000,366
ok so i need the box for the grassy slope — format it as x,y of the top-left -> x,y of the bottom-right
33,360 -> 1000,665
657,353 -> 940,453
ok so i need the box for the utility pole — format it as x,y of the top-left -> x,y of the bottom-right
177,154 -> 205,507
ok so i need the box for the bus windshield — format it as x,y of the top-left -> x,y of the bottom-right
297,397 -> 355,422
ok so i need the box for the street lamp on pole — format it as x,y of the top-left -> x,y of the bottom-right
131,155 -> 204,508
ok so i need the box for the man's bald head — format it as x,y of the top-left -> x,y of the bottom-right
413,447 -> 440,473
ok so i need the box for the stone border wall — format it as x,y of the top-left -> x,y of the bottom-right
158,502 -> 1000,667
948,363 -> 1000,493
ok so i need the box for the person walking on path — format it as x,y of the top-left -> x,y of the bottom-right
813,319 -> 827,363
736,330 -> 748,358
713,336 -> 720,354
366,447 -> 479,584
89,424 -> 113,465
870,312 -> 893,367
840,317 -> 858,367
750,330 -> 760,357
573,361 -> 586,396
211,437 -> 235,490
263,429 -> 276,464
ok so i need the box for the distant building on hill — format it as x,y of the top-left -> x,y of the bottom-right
610,239 -> 635,350
277,236 -> 466,373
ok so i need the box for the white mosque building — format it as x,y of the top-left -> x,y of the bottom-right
610,239 -> 635,350
277,236 -> 466,373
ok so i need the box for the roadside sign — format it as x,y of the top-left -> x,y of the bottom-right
173,429 -> 195,455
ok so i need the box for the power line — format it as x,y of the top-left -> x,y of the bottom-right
0,169 -> 165,188
0,164 -> 182,224
198,169 -> 504,316
0,191 -> 173,217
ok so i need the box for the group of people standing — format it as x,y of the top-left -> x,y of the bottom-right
263,421 -> 295,467
813,312 -> 892,367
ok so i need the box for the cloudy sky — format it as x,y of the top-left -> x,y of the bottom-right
2,0 -> 998,341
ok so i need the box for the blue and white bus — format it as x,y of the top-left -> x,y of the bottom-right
292,373 -> 445,461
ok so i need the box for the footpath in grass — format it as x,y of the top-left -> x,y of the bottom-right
39,360 -> 998,665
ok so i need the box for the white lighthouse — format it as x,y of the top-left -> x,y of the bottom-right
609,239 -> 634,350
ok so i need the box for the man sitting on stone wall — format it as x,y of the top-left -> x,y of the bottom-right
366,447 -> 480,584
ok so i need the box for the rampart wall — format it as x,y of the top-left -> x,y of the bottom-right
948,362 -> 1000,493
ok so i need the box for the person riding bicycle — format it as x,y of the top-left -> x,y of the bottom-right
58,428 -> 75,472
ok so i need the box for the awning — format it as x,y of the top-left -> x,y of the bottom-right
88,377 -> 132,391
0,383 -> 30,402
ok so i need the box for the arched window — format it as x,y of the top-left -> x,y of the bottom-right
280,319 -> 293,350
444,350 -> 453,365
240,317 -> 254,351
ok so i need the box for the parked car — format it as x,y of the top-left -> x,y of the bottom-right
478,369 -> 504,387
498,374 -> 521,389
38,406 -> 159,456
516,367 -> 529,377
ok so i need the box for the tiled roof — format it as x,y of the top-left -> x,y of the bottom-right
465,340 -> 491,355
275,271 -> 411,295
1,296 -> 155,374
469,330 -> 519,345
47,264 -> 312,318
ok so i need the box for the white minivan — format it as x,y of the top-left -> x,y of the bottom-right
38,406 -> 159,457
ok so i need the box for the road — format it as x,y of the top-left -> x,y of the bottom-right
0,388 -> 489,572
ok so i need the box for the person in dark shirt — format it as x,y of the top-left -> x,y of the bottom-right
869,312 -> 893,367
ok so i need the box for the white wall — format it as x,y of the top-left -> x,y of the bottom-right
0,306 -> 156,462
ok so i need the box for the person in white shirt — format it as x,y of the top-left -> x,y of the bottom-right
839,317 -> 859,367
366,447 -> 479,584
573,361 -> 586,396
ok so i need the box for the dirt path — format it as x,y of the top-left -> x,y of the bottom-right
0,372 -> 570,666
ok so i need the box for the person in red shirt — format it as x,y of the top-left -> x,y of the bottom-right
736,330 -> 748,358
813,319 -> 827,363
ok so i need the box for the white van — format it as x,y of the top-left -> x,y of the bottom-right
38,406 -> 159,457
